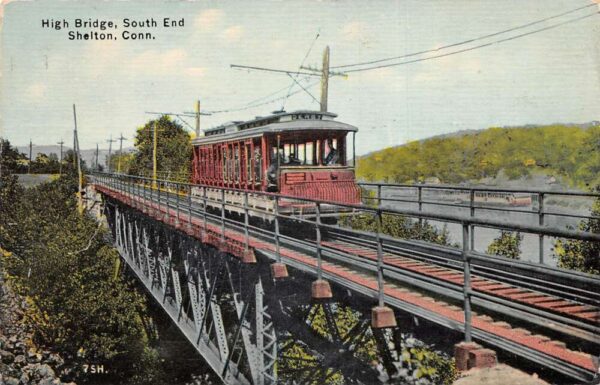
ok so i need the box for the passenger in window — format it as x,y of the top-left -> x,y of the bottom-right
267,152 -> 283,191
324,138 -> 339,165
287,150 -> 301,165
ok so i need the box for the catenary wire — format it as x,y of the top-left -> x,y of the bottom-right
332,2 -> 597,69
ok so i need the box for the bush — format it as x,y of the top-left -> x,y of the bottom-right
339,213 -> 453,247
486,231 -> 523,260
0,176 -> 162,384
554,195 -> 600,275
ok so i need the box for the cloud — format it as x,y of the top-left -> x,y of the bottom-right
185,67 -> 207,77
26,82 -> 47,99
129,48 -> 188,75
195,9 -> 224,30
341,21 -> 370,43
85,40 -> 125,75
411,47 -> 483,84
347,66 -> 401,86
223,25 -> 244,42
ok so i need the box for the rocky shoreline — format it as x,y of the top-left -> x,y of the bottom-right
0,281 -> 75,385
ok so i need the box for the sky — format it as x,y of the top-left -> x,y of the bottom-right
1,0 -> 599,155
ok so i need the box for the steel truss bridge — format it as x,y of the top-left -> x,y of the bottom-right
89,173 -> 600,384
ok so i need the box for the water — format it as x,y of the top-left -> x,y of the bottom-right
378,189 -> 594,267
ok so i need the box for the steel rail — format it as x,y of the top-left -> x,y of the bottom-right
94,172 -> 600,243
91,173 -> 600,382
96,175 -> 600,323
358,181 -> 600,197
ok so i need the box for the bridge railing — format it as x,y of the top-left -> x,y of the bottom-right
90,172 -> 600,348
358,181 -> 600,265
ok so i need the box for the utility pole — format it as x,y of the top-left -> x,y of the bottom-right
28,139 -> 33,174
195,100 -> 201,137
117,133 -> 127,173
153,121 -> 158,187
57,139 -> 64,175
107,135 -> 116,173
0,139 -> 3,180
320,45 -> 330,112
73,104 -> 83,214
95,144 -> 99,171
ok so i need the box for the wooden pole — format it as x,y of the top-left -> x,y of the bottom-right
320,46 -> 330,112
117,133 -> 126,173
195,100 -> 201,137
107,135 -> 116,172
153,121 -> 158,187
73,104 -> 84,214
57,140 -> 64,175
28,139 -> 32,174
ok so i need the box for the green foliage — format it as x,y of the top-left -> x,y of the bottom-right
127,116 -> 192,182
0,176 -> 161,384
339,213 -> 453,247
400,337 -> 457,385
107,151 -> 135,174
357,124 -> 599,188
278,341 -> 344,385
486,231 -> 523,260
0,139 -> 27,174
0,139 -> 76,175
554,195 -> 600,275
280,303 -> 456,385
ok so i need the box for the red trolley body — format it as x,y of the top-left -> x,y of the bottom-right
191,111 -> 360,210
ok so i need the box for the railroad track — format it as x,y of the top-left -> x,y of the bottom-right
322,228 -> 600,327
92,180 -> 600,382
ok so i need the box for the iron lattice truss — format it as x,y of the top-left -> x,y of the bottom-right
106,202 -> 405,385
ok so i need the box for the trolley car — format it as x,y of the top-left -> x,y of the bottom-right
191,110 -> 361,217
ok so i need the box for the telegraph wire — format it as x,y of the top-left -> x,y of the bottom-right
332,2 -> 597,69
238,77 -> 313,108
145,112 -> 197,131
230,64 -> 322,77
281,30 -> 321,110
205,80 -> 321,114
286,73 -> 320,105
343,10 -> 599,73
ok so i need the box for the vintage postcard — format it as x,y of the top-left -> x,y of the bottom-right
1,1 -> 599,385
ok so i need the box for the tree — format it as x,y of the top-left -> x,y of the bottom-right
339,212 -> 453,247
0,176 -> 163,384
0,139 -> 27,174
356,124 -> 592,187
554,194 -> 600,275
486,231 -> 523,260
108,151 -> 135,174
128,116 -> 192,182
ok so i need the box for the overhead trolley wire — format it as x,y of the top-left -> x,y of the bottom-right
332,2 -> 598,70
342,10 -> 599,73
281,30 -> 321,110
205,80 -> 321,114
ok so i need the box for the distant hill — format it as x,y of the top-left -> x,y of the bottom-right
357,123 -> 600,189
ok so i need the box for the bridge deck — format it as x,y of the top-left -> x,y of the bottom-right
92,181 -> 599,382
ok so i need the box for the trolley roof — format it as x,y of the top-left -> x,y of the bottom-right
192,110 -> 358,146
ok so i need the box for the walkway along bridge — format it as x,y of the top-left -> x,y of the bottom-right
88,173 -> 600,384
